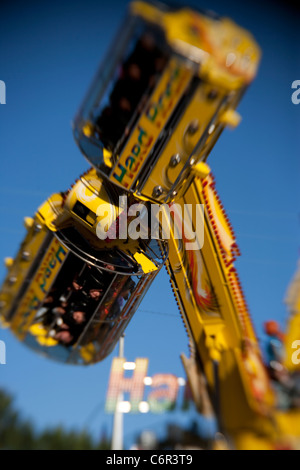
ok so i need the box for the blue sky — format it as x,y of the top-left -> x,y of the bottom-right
0,0 -> 299,448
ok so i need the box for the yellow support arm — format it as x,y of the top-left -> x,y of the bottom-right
162,169 -> 284,448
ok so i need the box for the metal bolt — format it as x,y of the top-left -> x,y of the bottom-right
170,153 -> 181,167
241,54 -> 250,70
21,251 -> 30,261
187,120 -> 199,135
208,124 -> 215,135
207,89 -> 218,100
152,186 -> 163,198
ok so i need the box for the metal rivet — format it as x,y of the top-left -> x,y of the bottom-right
207,89 -> 218,100
21,251 -> 30,261
187,120 -> 199,135
226,52 -> 236,67
170,154 -> 181,167
241,55 -> 250,70
152,186 -> 163,198
34,224 -> 42,232
208,124 -> 215,135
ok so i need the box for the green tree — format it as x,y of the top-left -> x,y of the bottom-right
0,389 -> 110,450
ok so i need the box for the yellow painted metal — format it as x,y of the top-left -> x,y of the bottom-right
133,252 -> 157,273
24,217 -> 34,229
28,323 -> 58,347
131,1 -> 261,87
4,258 -> 13,268
1,0 -> 298,448
102,0 -> 261,196
140,80 -> 230,201
103,148 -> 113,168
283,261 -> 300,372
50,168 -> 119,245
219,109 -> 241,128
0,218 -> 50,325
11,237 -> 68,340
192,162 -> 211,179
110,57 -> 192,190
162,173 -> 299,447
